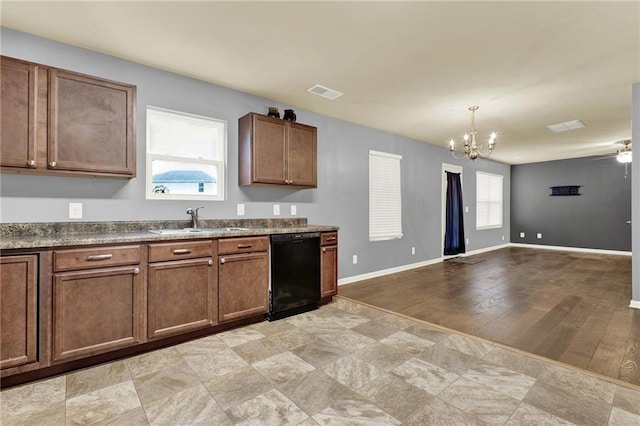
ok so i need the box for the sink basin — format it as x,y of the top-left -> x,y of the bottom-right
148,228 -> 215,235
148,227 -> 250,235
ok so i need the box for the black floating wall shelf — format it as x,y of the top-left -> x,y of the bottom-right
549,185 -> 581,196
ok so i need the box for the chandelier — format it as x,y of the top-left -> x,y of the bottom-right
449,106 -> 497,160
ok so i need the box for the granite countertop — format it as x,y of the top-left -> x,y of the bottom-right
0,218 -> 338,250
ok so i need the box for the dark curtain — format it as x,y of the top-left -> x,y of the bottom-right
444,171 -> 466,255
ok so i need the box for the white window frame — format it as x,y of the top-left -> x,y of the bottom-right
146,106 -> 227,201
476,171 -> 503,230
369,150 -> 403,241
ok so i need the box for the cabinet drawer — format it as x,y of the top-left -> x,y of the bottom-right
54,245 -> 141,272
321,232 -> 338,246
149,240 -> 214,263
218,236 -> 269,255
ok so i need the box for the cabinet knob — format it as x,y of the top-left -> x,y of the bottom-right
27,160 -> 36,167
49,161 -> 57,168
220,258 -> 226,264
322,248 -> 327,253
133,267 -> 140,274
208,259 -> 213,266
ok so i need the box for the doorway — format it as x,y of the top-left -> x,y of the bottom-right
442,163 -> 465,258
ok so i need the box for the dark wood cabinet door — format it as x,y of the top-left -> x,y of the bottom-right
0,58 -> 38,169
48,69 -> 136,176
148,257 -> 216,339
287,122 -> 317,187
218,251 -> 269,322
52,265 -> 142,362
0,255 -> 38,369
252,114 -> 286,184
321,245 -> 338,298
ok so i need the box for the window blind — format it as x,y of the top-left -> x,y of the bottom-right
369,150 -> 403,241
476,171 -> 503,230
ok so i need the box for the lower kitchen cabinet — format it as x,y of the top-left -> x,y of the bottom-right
320,232 -> 338,298
52,265 -> 143,363
218,237 -> 269,322
148,257 -> 217,339
0,255 -> 38,370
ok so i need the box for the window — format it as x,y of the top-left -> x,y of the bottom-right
476,171 -> 503,230
146,106 -> 226,201
369,150 -> 403,241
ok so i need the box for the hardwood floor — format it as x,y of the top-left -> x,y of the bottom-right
339,246 -> 640,386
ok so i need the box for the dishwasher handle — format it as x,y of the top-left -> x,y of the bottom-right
271,232 -> 320,243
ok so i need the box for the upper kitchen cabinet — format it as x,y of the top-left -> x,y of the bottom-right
0,57 -> 39,169
239,113 -> 317,188
0,56 -> 136,178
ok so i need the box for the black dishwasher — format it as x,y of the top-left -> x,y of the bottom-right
267,232 -> 321,321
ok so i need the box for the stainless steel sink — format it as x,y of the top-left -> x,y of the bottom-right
148,228 -> 215,235
148,227 -> 250,235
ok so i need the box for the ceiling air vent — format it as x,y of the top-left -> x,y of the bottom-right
545,119 -> 586,133
306,84 -> 343,100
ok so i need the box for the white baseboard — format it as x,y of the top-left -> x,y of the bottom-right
338,242 -> 632,286
338,243 -> 508,286
509,243 -> 632,256
630,300 -> 640,309
338,258 -> 441,286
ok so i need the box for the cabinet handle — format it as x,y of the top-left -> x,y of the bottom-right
325,237 -> 337,241
208,259 -> 213,266
237,244 -> 253,249
220,258 -> 226,264
322,248 -> 327,253
27,160 -> 36,167
49,161 -> 57,168
133,267 -> 140,274
173,249 -> 192,255
86,254 -> 113,261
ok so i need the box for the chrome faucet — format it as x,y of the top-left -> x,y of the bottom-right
186,206 -> 204,229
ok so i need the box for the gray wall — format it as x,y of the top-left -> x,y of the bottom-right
0,28 -> 511,280
510,157 -> 632,251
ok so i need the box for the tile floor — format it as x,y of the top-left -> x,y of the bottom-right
2,298 -> 640,425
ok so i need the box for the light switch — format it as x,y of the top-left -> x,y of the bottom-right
290,205 -> 297,216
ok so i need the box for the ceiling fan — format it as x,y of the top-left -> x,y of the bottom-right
592,139 -> 633,178
614,139 -> 632,164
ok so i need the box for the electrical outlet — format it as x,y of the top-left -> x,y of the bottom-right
466,238 -> 470,245
69,202 -> 83,219
352,255 -> 358,264
502,235 -> 505,241
237,203 -> 245,216
465,206 -> 469,213
273,204 -> 280,216
537,233 -> 543,239
290,205 -> 297,216
520,232 -> 525,238
411,247 -> 415,255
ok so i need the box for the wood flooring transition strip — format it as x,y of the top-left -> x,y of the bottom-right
334,294 -> 640,392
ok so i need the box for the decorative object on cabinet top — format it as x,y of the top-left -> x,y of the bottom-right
283,109 -> 297,122
267,107 -> 280,118
0,218 -> 338,250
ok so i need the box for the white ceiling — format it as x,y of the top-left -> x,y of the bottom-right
2,1 -> 639,165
